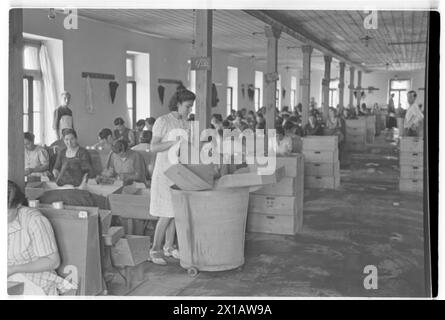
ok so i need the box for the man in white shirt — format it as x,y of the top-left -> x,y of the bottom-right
404,90 -> 424,137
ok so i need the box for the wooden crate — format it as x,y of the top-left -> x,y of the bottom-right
273,153 -> 305,178
305,161 -> 340,177
366,129 -> 375,144
302,136 -> 338,151
399,178 -> 423,193
346,141 -> 366,151
303,149 -> 338,163
400,152 -> 424,166
346,133 -> 366,143
39,208 -> 103,295
400,165 -> 424,180
248,195 -> 300,216
216,166 -> 285,189
111,235 -> 151,267
400,137 -> 423,152
305,175 -> 340,189
103,226 -> 125,246
346,119 -> 367,133
108,187 -> 155,220
247,212 -> 301,235
253,177 -> 302,197
8,281 -> 24,295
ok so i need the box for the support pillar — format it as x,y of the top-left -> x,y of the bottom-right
264,25 -> 281,131
348,67 -> 355,109
338,62 -> 345,109
300,45 -> 312,126
322,55 -> 332,121
357,70 -> 363,111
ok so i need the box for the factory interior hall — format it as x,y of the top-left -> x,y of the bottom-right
7,7 -> 431,298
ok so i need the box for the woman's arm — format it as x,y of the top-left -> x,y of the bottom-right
52,150 -> 63,178
8,252 -> 60,277
79,148 -> 95,178
149,136 -> 176,153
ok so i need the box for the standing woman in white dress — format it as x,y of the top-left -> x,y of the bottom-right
149,88 -> 195,265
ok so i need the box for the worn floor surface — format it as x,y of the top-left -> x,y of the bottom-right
107,133 -> 426,297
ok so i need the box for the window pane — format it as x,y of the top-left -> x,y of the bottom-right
126,58 -> 133,77
23,78 -> 29,113
33,80 -> 42,112
391,80 -> 410,90
127,83 -> 134,108
23,45 -> 40,70
33,112 -> 41,144
127,109 -> 133,125
23,115 -> 29,132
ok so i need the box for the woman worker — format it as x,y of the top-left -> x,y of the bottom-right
102,139 -> 147,185
149,88 -> 195,265
113,117 -> 136,148
90,128 -> 114,151
7,180 -> 75,295
52,129 -> 95,187
24,132 -> 50,179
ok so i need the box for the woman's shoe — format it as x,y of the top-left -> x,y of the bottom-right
163,246 -> 180,260
149,250 -> 167,265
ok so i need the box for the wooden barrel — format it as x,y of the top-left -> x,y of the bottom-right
171,186 -> 250,272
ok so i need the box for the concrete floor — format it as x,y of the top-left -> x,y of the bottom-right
107,133 -> 426,297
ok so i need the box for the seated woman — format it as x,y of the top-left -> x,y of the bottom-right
90,128 -> 114,151
24,132 -> 50,178
324,107 -> 344,144
114,117 -> 136,148
275,126 -> 292,156
102,140 -> 147,186
53,129 -> 95,187
304,114 -> 322,136
7,180 -> 75,295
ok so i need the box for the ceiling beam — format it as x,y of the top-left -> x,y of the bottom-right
243,10 -> 368,73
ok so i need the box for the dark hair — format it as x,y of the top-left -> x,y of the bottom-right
8,180 -> 28,208
146,117 -> 156,125
276,126 -> 285,136
168,88 -> 196,111
98,128 -> 113,140
236,110 -> 243,118
283,121 -> 295,132
226,115 -> 234,121
112,140 -> 129,154
62,128 -> 77,139
408,90 -> 417,98
212,114 -> 223,123
24,132 -> 35,143
114,117 -> 125,126
188,114 -> 195,121
222,120 -> 230,128
136,119 -> 146,127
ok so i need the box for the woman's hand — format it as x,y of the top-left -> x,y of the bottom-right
52,169 -> 59,179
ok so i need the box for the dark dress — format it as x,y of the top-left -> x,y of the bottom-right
54,106 -> 73,132
114,127 -> 136,146
53,147 -> 95,186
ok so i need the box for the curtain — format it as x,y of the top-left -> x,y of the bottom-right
39,44 -> 58,145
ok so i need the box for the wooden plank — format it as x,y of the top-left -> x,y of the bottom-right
215,166 -> 284,189
272,153 -> 304,177
103,226 -> 125,247
164,164 -> 213,191
195,10 -> 213,129
108,187 -> 154,220
400,165 -> 424,180
248,195 -> 298,216
346,133 -> 366,143
184,164 -> 215,186
400,137 -> 424,152
303,149 -> 338,163
400,152 -> 424,166
9,9 -> 24,189
305,176 -> 340,189
247,213 -> 299,235
399,178 -> 423,193
346,142 -> 366,151
253,177 -> 300,197
111,235 -> 151,267
305,161 -> 340,177
302,135 -> 338,151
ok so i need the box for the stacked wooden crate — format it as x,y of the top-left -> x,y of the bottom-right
399,137 -> 424,193
345,119 -> 367,151
247,153 -> 304,235
365,115 -> 376,144
302,136 -> 340,189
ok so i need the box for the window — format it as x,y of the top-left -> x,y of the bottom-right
23,41 -> 43,144
126,54 -> 137,128
226,87 -> 233,112
254,71 -> 263,111
188,68 -> 196,114
389,79 -> 411,109
329,79 -> 339,107
227,66 -> 238,115
290,76 -> 297,108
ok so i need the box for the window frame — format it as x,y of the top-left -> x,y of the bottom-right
389,79 -> 411,109
226,86 -> 233,115
126,54 -> 137,128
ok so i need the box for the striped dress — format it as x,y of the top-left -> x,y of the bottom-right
8,206 -> 74,295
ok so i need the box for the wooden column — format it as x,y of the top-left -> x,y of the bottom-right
9,9 -> 24,189
300,45 -> 312,126
264,25 -> 281,131
348,66 -> 355,109
356,70 -> 363,111
194,10 -> 213,129
322,55 -> 332,121
338,62 -> 345,109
